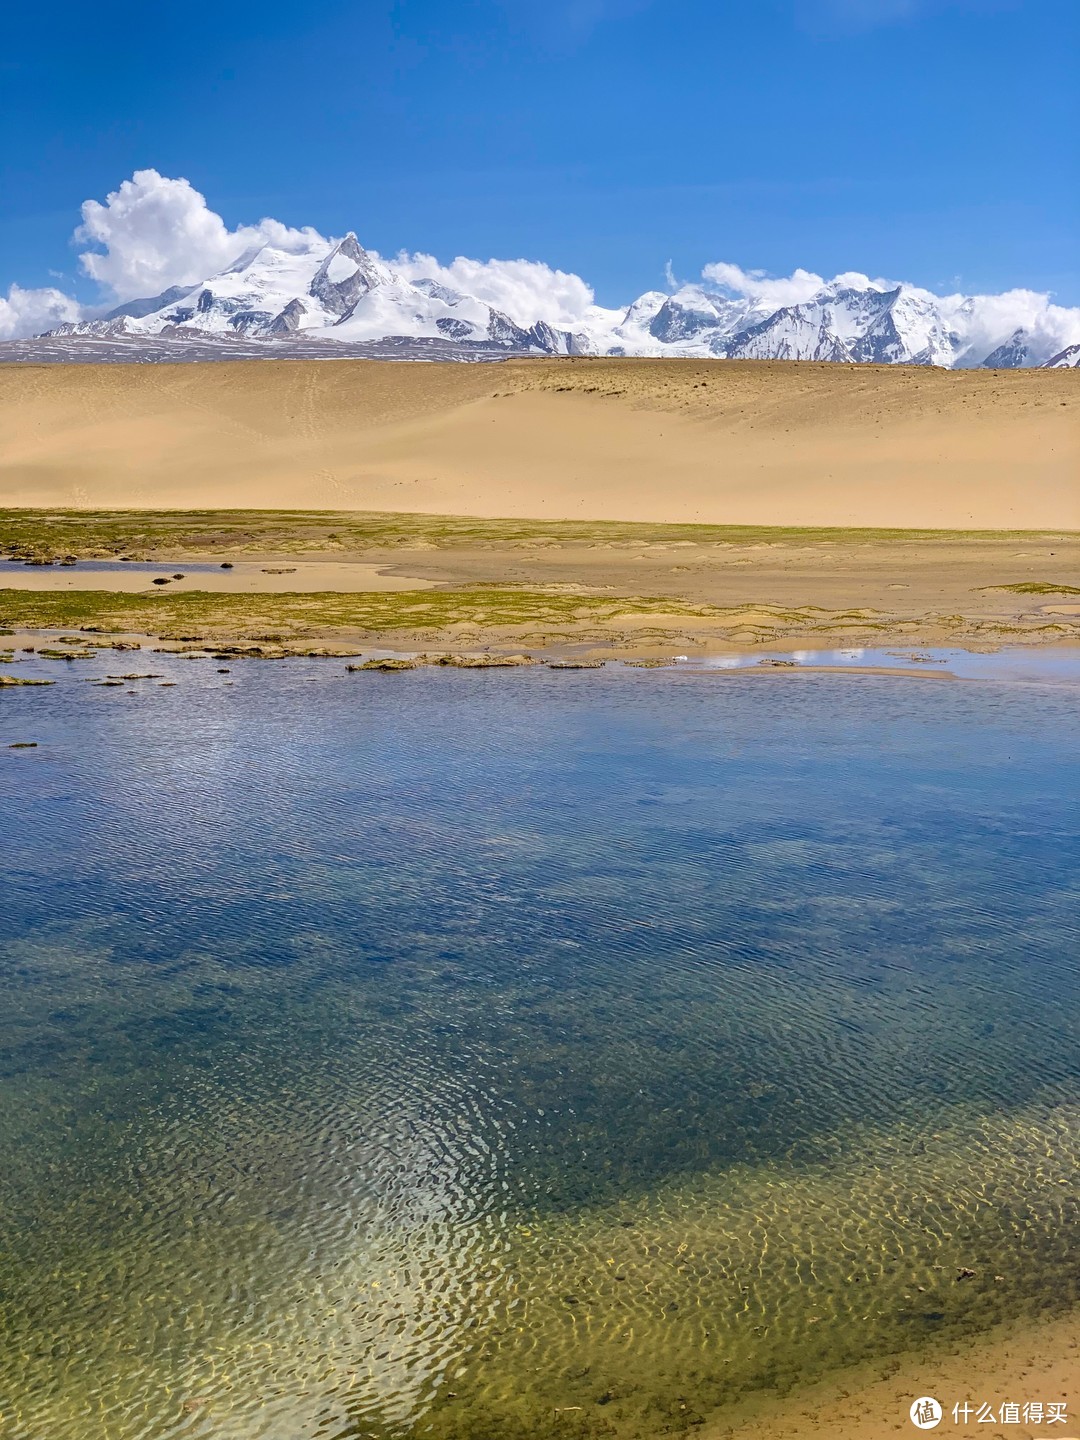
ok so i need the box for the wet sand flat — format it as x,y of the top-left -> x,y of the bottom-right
0,560 -> 436,593
3,511 -> 1080,654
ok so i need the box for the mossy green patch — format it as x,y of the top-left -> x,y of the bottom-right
983,582 -> 1080,595
0,586 -> 722,641
1,506 -> 1073,562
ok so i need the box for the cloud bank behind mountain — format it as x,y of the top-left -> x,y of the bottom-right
3,168 -> 1078,368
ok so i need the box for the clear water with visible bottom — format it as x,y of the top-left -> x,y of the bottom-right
1,660 -> 1078,1439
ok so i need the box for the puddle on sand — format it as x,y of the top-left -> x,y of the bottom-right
686,644 -> 1080,685
0,559 -> 434,594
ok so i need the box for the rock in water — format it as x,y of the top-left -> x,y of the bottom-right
347,658 -> 418,672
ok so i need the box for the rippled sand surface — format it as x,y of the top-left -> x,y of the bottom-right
2,358 -> 1076,527
1,667 -> 1078,1438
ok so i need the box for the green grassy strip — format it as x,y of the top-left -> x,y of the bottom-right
2,507 -> 1075,559
0,586 -> 732,638
982,582 -> 1080,595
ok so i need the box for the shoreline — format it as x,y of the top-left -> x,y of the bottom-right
706,1303 -> 1080,1440
3,510 -> 1079,660
5,624 -> 1080,688
4,534 -> 1078,1436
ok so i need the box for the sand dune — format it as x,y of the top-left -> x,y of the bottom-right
1,358 -> 1076,528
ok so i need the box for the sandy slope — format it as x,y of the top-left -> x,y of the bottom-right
1,358 -> 1076,528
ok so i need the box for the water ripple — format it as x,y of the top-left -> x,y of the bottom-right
0,664 -> 1077,1437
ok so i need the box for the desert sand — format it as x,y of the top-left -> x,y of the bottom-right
1,357 -> 1076,528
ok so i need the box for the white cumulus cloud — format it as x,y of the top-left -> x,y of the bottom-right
702,260 -> 895,308
2,170 -> 1078,362
388,250 -> 597,326
76,169 -> 324,302
939,287 -> 1080,362
0,283 -> 82,340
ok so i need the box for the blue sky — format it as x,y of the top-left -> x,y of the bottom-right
2,0 -> 1077,310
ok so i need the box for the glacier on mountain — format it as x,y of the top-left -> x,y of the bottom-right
57,231 -> 593,357
47,229 -> 1080,368
1043,342 -> 1080,369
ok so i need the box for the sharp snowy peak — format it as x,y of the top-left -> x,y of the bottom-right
1042,343 -> 1080,368
309,234 -> 388,317
45,236 -> 1080,367
980,329 -> 1032,368
58,234 -> 590,356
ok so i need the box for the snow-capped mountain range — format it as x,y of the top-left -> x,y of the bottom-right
54,234 -> 593,359
48,231 -> 1080,368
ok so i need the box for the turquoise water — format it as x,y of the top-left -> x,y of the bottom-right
1,661 -> 1079,1438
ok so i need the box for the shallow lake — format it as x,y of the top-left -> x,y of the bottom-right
2,660 -> 1078,1438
